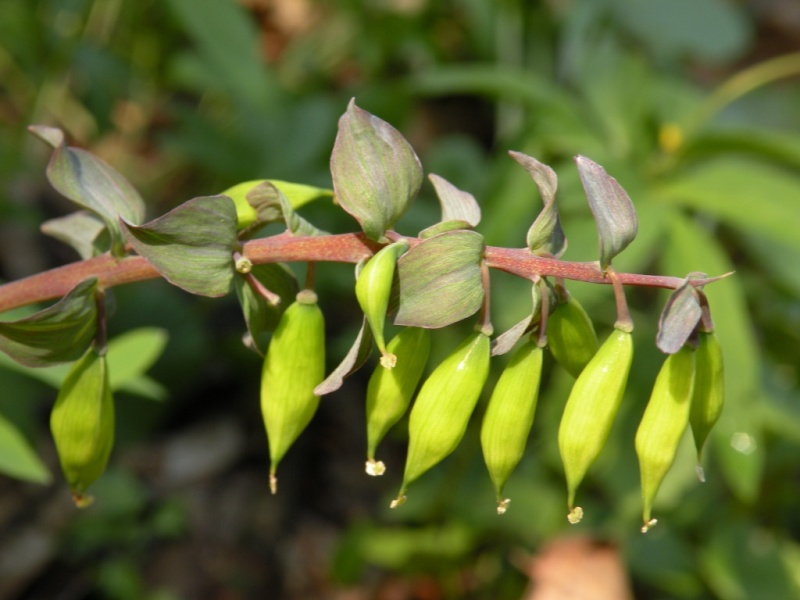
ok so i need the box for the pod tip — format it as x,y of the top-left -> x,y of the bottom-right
269,473 -> 278,495
71,493 -> 95,509
379,352 -> 397,369
390,493 -> 407,509
641,518 -> 658,533
567,506 -> 584,524
695,464 -> 706,483
365,459 -> 386,476
496,499 -> 510,515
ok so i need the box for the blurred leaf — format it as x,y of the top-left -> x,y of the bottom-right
0,278 -> 97,367
394,230 -> 485,328
331,99 -> 423,240
656,159 -> 800,251
509,151 -> 567,257
105,328 -> 169,391
682,128 -> 800,172
166,0 -> 275,109
575,155 -> 639,269
0,410 -> 51,483
28,126 -> 145,253
40,211 -> 110,260
121,196 -> 238,297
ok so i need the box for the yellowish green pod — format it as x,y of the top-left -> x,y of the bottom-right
355,241 -> 409,368
635,345 -> 696,532
558,328 -> 633,523
480,338 -> 543,514
50,347 -> 115,507
547,294 -> 599,378
365,327 -> 431,476
391,331 -> 491,507
221,180 -> 263,230
261,290 -> 325,494
690,331 -> 724,467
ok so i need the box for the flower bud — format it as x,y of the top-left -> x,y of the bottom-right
635,345 -> 695,532
690,331 -> 724,469
547,294 -> 599,378
391,331 -> 490,507
480,338 -> 542,514
261,290 -> 325,493
355,241 -> 409,368
50,347 -> 115,507
558,328 -> 633,523
365,327 -> 430,476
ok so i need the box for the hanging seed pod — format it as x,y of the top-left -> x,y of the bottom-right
635,345 -> 696,532
558,328 -> 633,523
355,241 -> 409,368
50,347 -> 115,507
480,338 -> 543,514
690,330 -> 724,473
261,290 -> 325,494
547,293 -> 599,378
391,331 -> 491,507
365,327 -> 431,476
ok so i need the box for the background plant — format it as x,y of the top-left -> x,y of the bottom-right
1,1 -> 800,599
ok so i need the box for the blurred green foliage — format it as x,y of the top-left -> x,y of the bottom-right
2,0 -> 800,598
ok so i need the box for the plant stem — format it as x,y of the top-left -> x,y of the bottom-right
0,232 -> 720,314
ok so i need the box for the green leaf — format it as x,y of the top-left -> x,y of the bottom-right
394,230 -> 485,329
491,284 -> 542,356
40,211 -> 110,259
575,155 -> 638,270
330,99 -> 423,240
105,328 -> 169,391
234,263 -> 299,354
509,151 -> 567,257
656,158 -> 800,251
121,196 -> 238,297
314,316 -> 374,396
28,126 -> 145,254
0,411 -> 51,484
428,174 -> 481,228
0,278 -> 98,367
225,179 -> 334,233
656,280 -> 702,354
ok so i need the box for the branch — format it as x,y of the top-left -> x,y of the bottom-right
0,231 -> 718,314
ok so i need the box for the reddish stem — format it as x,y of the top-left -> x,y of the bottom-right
0,232 -> 718,313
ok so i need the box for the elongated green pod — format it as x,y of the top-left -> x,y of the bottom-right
547,294 -> 599,378
558,328 -> 633,523
391,331 -> 490,507
261,290 -> 325,494
355,241 -> 409,367
635,345 -> 695,532
480,339 -> 543,514
50,347 -> 115,507
690,331 -> 724,469
365,327 -> 431,475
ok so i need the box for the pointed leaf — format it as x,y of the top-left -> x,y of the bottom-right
121,196 -> 238,297
330,99 -> 423,240
509,151 -> 567,257
491,284 -> 542,356
575,155 -> 638,269
105,328 -> 169,390
656,280 -> 703,354
28,126 -> 145,252
0,412 -> 51,484
40,211 -> 110,259
428,174 -> 481,227
279,191 -> 328,237
314,317 -> 374,395
0,278 -> 98,367
394,230 -> 485,328
234,263 -> 299,354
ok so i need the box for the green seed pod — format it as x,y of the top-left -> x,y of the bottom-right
547,293 -> 599,378
558,328 -> 633,523
50,347 -> 115,507
635,345 -> 696,532
365,327 -> 431,476
355,241 -> 409,368
480,338 -> 543,514
690,330 -> 724,471
391,331 -> 491,507
261,290 -> 325,494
